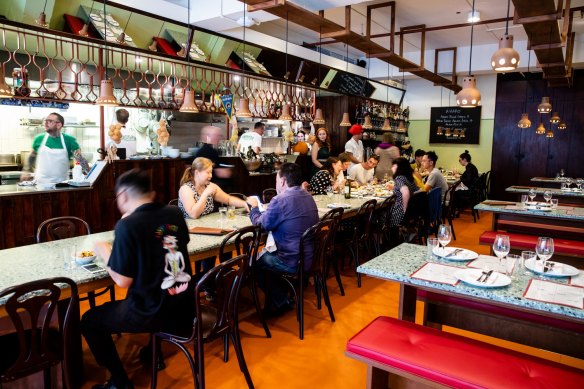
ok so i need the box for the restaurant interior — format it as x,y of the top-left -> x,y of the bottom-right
0,0 -> 583,388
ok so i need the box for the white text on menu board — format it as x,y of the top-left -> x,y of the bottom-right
437,108 -> 473,127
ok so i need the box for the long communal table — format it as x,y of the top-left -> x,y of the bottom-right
506,185 -> 584,205
358,243 -> 584,360
474,201 -> 584,241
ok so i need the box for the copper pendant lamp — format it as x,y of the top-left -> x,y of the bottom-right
535,121 -> 545,135
382,118 -> 391,131
362,115 -> 373,129
517,51 -> 532,128
537,97 -> 552,114
96,0 -> 118,106
179,0 -> 198,113
237,98 -> 252,117
313,108 -> 325,125
278,104 -> 292,121
456,0 -> 481,108
36,0 -> 49,28
0,66 -> 13,98
340,112 -> 351,127
517,113 -> 531,129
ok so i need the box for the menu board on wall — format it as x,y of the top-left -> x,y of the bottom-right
327,71 -> 376,97
429,106 -> 481,144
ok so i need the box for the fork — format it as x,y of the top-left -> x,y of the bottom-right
444,249 -> 463,258
476,270 -> 489,282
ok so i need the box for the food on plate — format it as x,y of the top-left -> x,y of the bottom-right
77,250 -> 95,258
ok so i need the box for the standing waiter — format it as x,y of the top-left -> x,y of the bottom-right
25,112 -> 89,183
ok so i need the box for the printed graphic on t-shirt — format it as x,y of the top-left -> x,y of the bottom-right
160,234 -> 191,295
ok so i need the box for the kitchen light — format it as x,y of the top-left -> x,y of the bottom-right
96,0 -> 118,106
179,0 -> 198,113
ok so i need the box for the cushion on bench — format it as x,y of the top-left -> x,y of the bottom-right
479,231 -> 584,256
346,316 -> 584,389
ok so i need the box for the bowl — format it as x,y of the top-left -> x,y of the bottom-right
167,148 -> 180,158
243,159 -> 262,171
73,251 -> 96,265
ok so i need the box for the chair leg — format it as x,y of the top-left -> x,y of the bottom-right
223,333 -> 229,362
319,275 -> 335,322
109,285 -> 116,302
331,257 -> 345,296
349,245 -> 361,288
230,329 -> 255,389
87,291 -> 96,308
247,281 -> 271,338
449,218 -> 456,241
299,276 -> 304,340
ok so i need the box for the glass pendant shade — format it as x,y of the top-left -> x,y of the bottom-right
179,89 -> 199,113
517,113 -> 531,128
278,104 -> 292,121
95,79 -> 119,106
535,122 -> 546,135
546,129 -> 554,138
550,112 -> 560,124
340,112 -> 351,127
382,118 -> 391,131
558,121 -> 567,130
313,108 -> 325,125
456,76 -> 481,107
537,97 -> 552,113
362,115 -> 373,129
237,98 -> 252,117
491,34 -> 520,72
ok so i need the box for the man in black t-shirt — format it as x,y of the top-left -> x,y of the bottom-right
81,169 -> 194,389
194,125 -> 233,193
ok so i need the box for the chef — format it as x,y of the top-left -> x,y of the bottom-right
26,112 -> 89,183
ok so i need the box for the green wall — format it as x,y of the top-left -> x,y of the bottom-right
407,119 -> 494,174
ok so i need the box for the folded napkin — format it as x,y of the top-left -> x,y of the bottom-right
259,232 -> 277,258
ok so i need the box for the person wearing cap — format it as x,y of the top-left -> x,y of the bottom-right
344,124 -> 364,168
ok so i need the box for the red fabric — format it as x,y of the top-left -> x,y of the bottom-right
64,14 -> 91,37
152,37 -> 177,56
346,316 -> 584,389
480,231 -> 584,256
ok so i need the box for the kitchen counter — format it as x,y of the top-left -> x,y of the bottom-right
0,183 -> 92,197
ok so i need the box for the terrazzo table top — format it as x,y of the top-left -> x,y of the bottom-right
531,177 -> 563,184
474,201 -> 584,220
358,243 -> 583,321
506,186 -> 584,198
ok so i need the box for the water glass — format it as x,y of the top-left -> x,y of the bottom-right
218,207 -> 227,229
427,238 -> 439,261
521,251 -> 536,275
227,205 -> 236,220
63,245 -> 76,270
505,254 -> 520,279
550,199 -> 559,208
521,195 -> 529,208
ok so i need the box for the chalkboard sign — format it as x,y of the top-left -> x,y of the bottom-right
328,71 -> 376,97
429,106 -> 481,144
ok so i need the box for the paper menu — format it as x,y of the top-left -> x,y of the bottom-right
570,273 -> 584,288
411,262 -> 460,285
523,279 -> 584,309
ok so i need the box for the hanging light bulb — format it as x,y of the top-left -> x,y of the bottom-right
517,113 -> 531,128
115,12 -> 133,45
457,0 -> 481,108
535,122 -> 545,135
96,0 -> 118,106
491,0 -> 520,72
550,112 -> 560,124
537,97 -> 552,113
558,121 -> 567,130
179,0 -> 198,113
546,128 -> 554,138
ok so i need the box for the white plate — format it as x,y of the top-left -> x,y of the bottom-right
525,259 -> 580,277
525,204 -> 552,211
327,203 -> 351,209
106,15 -> 119,26
455,269 -> 511,288
433,247 -> 479,261
89,13 -> 102,21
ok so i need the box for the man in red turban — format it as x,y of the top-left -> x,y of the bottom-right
345,124 -> 364,169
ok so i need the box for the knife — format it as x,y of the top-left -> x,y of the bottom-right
481,270 -> 494,283
444,248 -> 463,258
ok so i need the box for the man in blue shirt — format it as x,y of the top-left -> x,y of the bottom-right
247,163 -> 319,316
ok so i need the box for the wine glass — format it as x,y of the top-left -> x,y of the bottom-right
543,190 -> 552,204
535,237 -> 554,278
492,234 -> 510,267
560,169 -> 565,179
528,188 -> 536,202
576,178 -> 583,192
436,224 -> 452,256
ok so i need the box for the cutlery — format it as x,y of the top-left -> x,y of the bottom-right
444,249 -> 463,258
481,270 -> 494,283
476,270 -> 489,282
544,262 -> 555,273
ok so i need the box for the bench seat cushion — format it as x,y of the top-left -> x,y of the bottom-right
479,231 -> 584,256
346,316 -> 584,389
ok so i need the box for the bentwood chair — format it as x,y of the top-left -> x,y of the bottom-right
372,196 -> 397,256
36,216 -> 116,308
168,198 -> 179,206
0,277 -> 78,389
320,207 -> 345,296
151,254 -> 254,389
401,191 -> 429,245
218,225 -> 271,341
262,188 -> 277,204
229,193 -> 247,201
427,187 -> 443,237
265,219 -> 335,340
443,181 -> 461,241
343,199 -> 377,287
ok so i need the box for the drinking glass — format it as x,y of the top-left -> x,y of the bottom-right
521,251 -> 536,276
505,254 -> 520,279
227,205 -> 236,220
576,178 -> 583,192
63,245 -> 76,270
436,224 -> 452,255
528,188 -> 536,202
520,195 -> 529,208
218,207 -> 227,229
492,234 -> 510,264
543,190 -> 552,203
427,238 -> 439,261
326,185 -> 334,201
560,169 -> 565,178
550,199 -> 559,208
535,237 -> 554,278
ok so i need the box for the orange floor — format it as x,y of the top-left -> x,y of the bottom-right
80,210 -> 583,388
